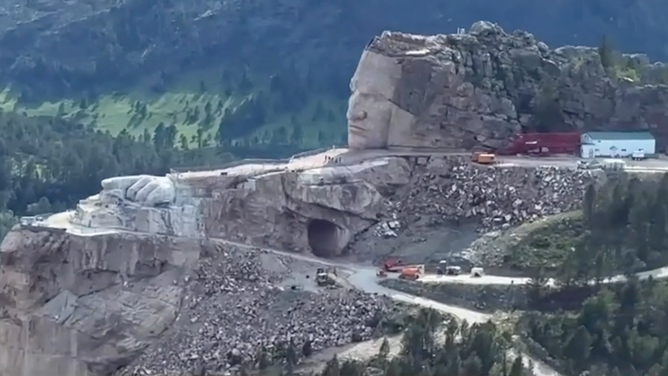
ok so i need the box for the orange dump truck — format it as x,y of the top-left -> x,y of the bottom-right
399,267 -> 421,281
471,152 -> 496,165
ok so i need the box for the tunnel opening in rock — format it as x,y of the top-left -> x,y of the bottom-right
307,219 -> 341,258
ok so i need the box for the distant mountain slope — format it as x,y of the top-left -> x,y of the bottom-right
0,0 -> 664,153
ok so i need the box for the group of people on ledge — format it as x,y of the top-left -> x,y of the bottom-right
325,155 -> 343,164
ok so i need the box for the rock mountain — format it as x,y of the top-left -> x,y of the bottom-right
348,21 -> 668,151
0,19 -> 665,376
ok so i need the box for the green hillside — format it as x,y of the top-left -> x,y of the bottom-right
0,66 -> 348,152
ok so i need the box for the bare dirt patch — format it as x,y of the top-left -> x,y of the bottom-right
348,217 -> 480,266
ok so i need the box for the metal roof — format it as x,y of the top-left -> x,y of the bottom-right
584,131 -> 655,141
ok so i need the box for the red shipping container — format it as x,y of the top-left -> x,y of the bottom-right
498,132 -> 580,155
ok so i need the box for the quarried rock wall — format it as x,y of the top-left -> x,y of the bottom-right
66,154 -> 592,259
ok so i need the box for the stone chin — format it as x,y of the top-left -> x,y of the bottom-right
101,175 -> 176,206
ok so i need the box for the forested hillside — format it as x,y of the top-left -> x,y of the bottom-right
524,276 -> 668,376
256,308 -> 533,376
503,173 -> 668,282
515,174 -> 668,375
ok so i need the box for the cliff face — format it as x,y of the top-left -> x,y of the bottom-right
348,21 -> 668,152
1,0 -> 667,100
0,227 -> 203,375
0,223 -> 390,376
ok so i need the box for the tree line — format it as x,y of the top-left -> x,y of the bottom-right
524,275 -> 668,376
520,173 -> 668,375
237,308 -> 534,376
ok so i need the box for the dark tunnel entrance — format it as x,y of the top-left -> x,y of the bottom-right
307,219 -> 341,258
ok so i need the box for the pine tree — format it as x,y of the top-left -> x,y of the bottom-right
598,35 -> 615,71
509,354 -> 525,376
564,326 -> 592,369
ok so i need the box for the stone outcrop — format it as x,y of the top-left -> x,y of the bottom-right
348,21 -> 668,151
70,156 -> 412,258
0,152 -> 596,376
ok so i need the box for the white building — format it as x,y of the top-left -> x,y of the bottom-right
580,131 -> 655,159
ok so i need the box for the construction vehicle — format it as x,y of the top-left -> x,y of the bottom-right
471,152 -> 496,165
316,267 -> 338,286
399,267 -> 421,281
383,258 -> 404,272
436,260 -> 448,275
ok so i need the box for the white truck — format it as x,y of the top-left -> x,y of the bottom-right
631,150 -> 646,161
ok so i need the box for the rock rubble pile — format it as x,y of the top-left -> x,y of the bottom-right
389,158 -> 592,231
119,246 -> 389,376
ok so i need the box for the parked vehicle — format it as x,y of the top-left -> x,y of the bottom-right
383,258 -> 404,272
399,267 -> 421,281
498,132 -> 580,156
316,267 -> 337,286
471,152 -> 496,165
631,150 -> 646,160
445,266 -> 462,275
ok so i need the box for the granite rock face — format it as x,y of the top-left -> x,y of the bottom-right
71,155 -> 411,258
0,225 -> 391,376
348,21 -> 668,151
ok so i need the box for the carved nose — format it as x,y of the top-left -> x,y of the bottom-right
348,110 -> 367,121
